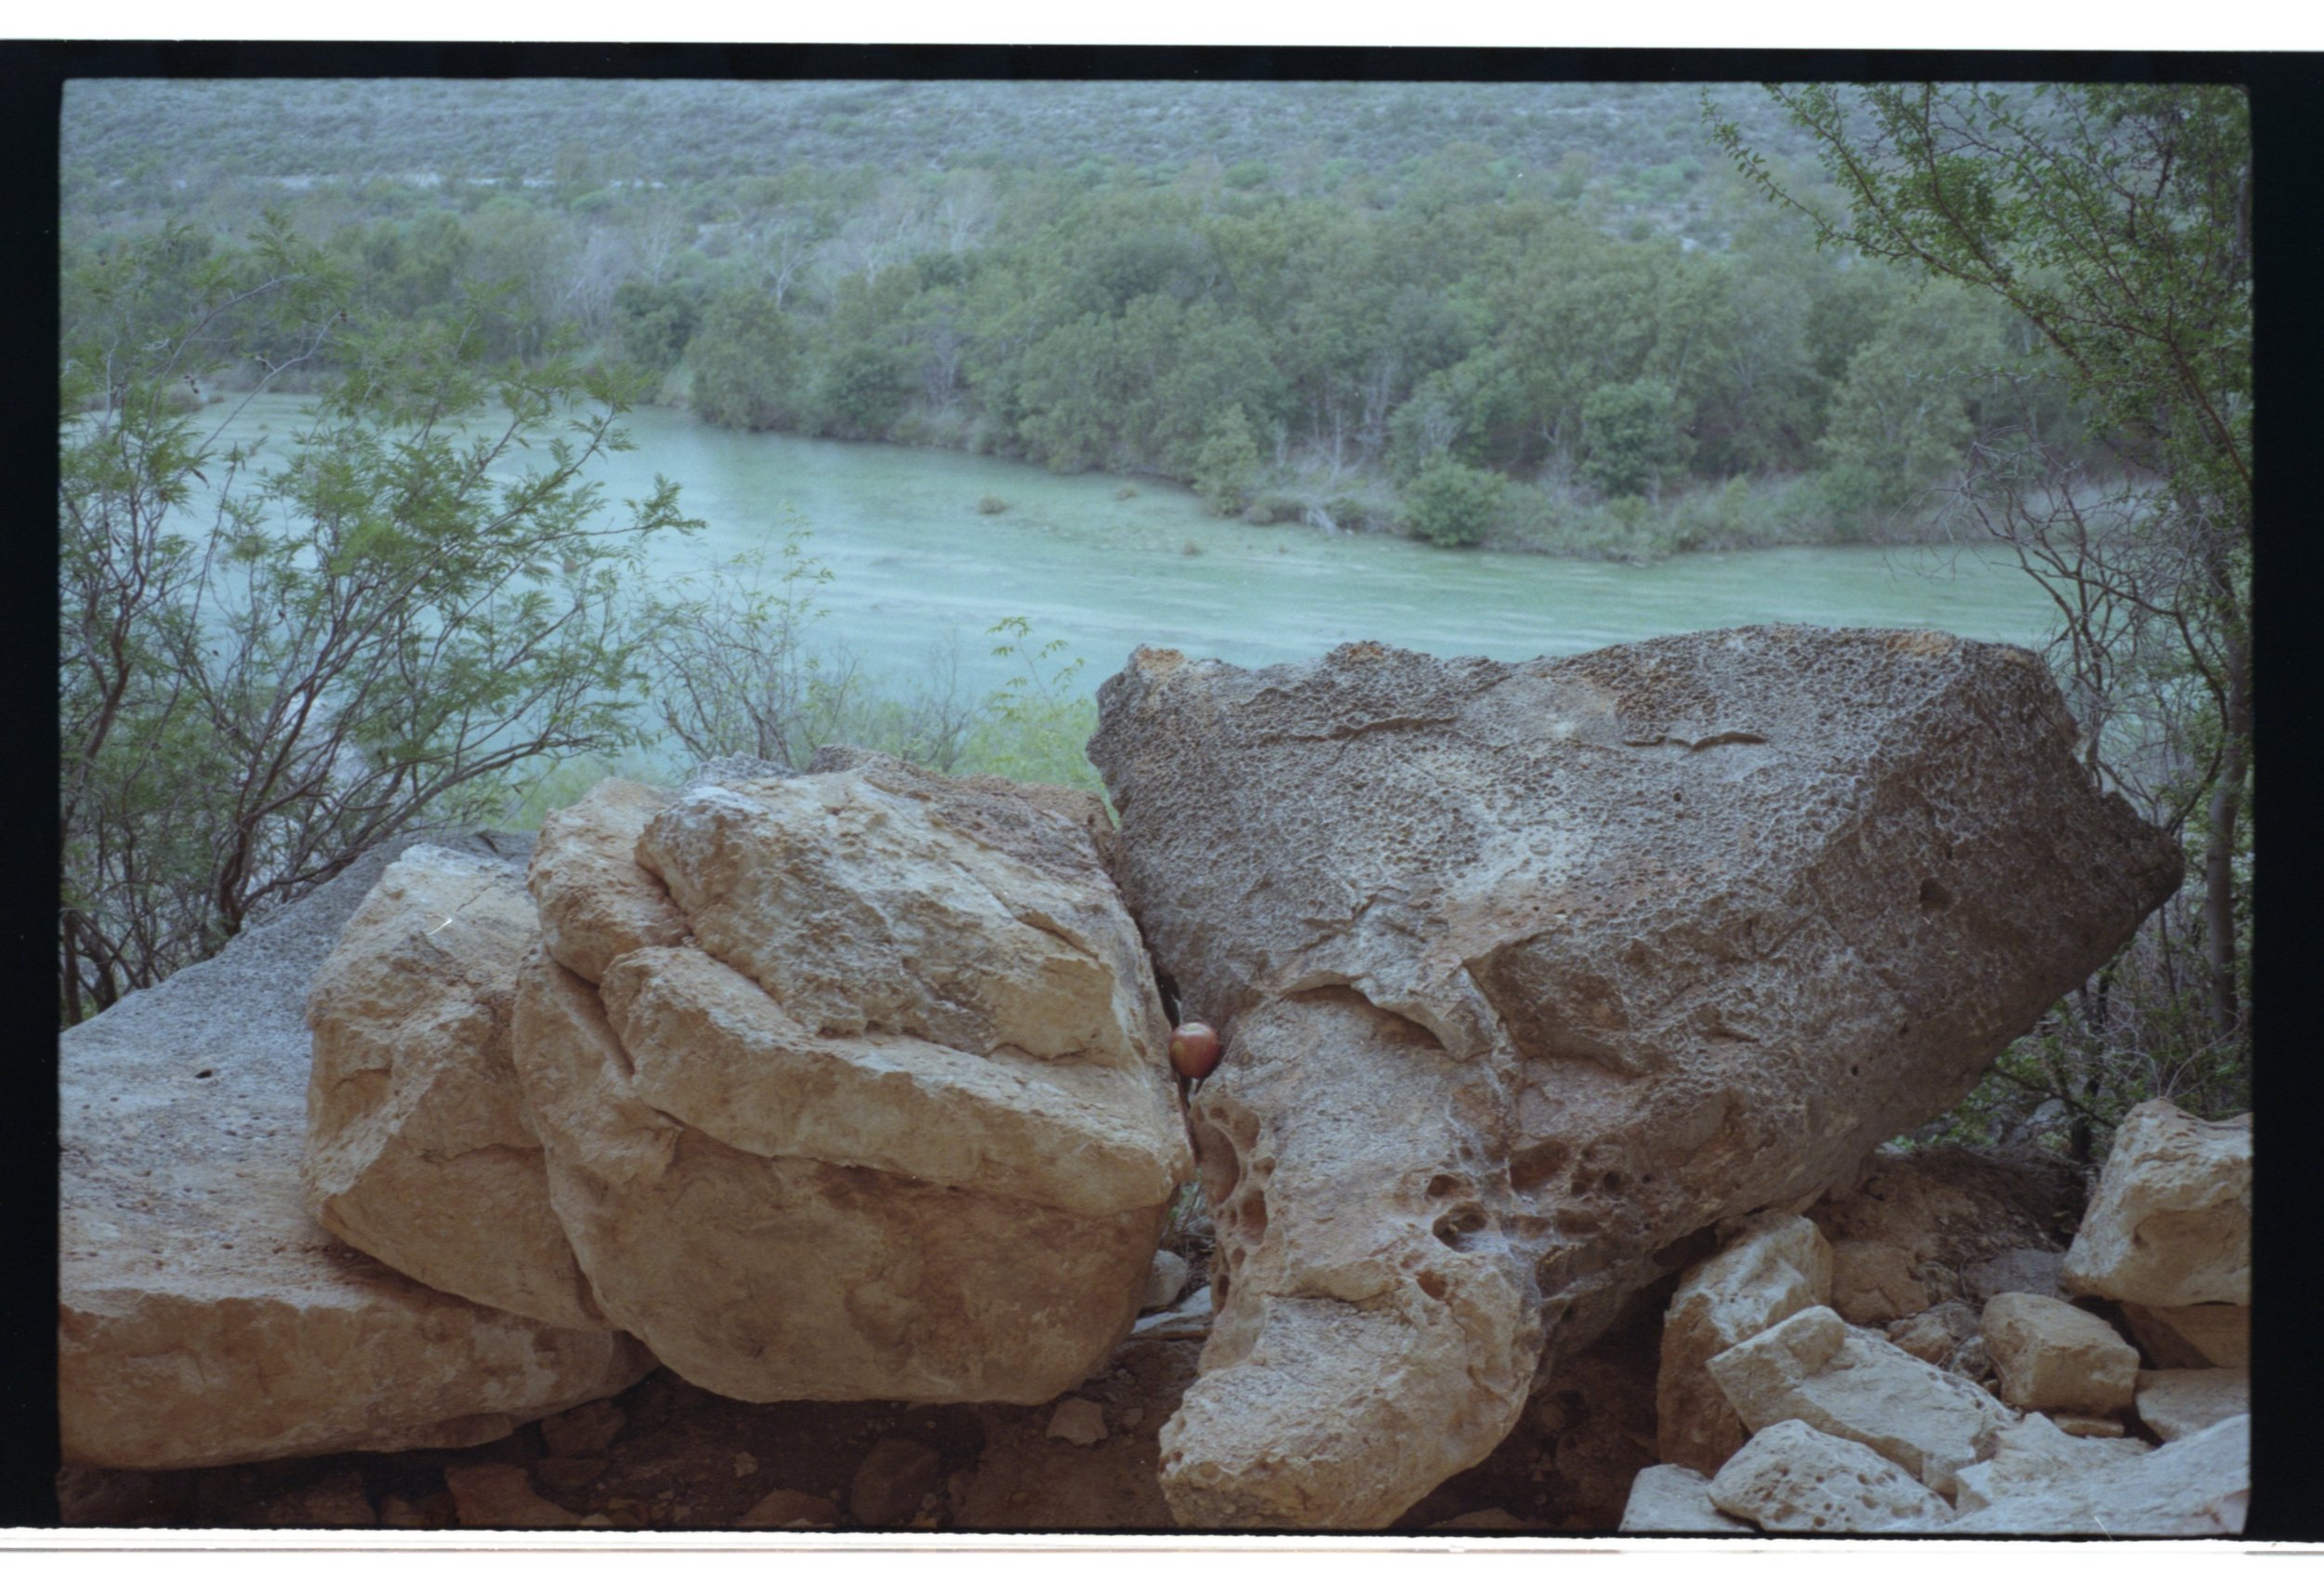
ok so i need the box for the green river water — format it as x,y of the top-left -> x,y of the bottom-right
194,396 -> 2063,705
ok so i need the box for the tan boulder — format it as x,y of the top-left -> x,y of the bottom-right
1088,630 -> 2177,1529
1657,1212 -> 1833,1476
1706,1305 -> 2019,1497
301,845 -> 604,1330
1981,1292 -> 2138,1416
1947,1412 -> 2247,1535
2135,1368 -> 2249,1442
525,777 -> 688,985
1618,1465 -> 1756,1533
2120,1302 -> 2250,1370
2063,1100 -> 2251,1307
60,834 -> 654,1471
512,758 -> 1190,1404
1706,1420 -> 1954,1533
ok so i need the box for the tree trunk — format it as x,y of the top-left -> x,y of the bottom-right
2203,620 -> 2251,1041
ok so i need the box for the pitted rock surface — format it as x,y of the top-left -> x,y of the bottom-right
302,845 -> 606,1330
1087,629 -> 2180,1529
511,753 -> 1191,1403
60,831 -> 654,1471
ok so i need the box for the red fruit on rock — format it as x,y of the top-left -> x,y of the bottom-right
1169,1021 -> 1222,1080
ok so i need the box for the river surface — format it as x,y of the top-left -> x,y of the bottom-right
191,396 -> 2062,702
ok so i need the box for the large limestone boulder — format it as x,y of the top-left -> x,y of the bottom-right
2064,1100 -> 2251,1307
60,833 -> 654,1471
1947,1412 -> 2249,1535
1706,1305 -> 2020,1498
1087,629 -> 2180,1529
1657,1212 -> 1833,1476
511,755 -> 1192,1403
302,845 -> 606,1330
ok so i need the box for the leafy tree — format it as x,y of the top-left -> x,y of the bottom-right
1715,82 -> 2251,1132
1403,455 -> 1506,549
1192,404 -> 1261,515
59,220 -> 696,1025
689,284 -> 802,429
1581,378 -> 1693,499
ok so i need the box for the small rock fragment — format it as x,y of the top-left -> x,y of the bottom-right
1961,1248 -> 2068,1306
538,1398 -> 625,1458
1885,1301 -> 1980,1366
1429,1508 -> 1536,1530
2051,1414 -> 2127,1439
442,1463 -> 600,1529
1827,1240 -> 1932,1327
2135,1368 -> 2249,1443
2119,1302 -> 2250,1371
851,1437 -> 943,1528
243,1470 -> 377,1528
1144,1249 -> 1192,1311
733,1451 -> 759,1478
1046,1397 -> 1108,1446
737,1489 -> 842,1529
1981,1292 -> 2138,1415
1708,1421 -> 1954,1533
1618,1464 -> 1755,1534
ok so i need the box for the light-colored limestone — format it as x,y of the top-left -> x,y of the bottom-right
301,845 -> 603,1329
1948,1413 -> 2154,1516
1981,1292 -> 2138,1416
59,833 -> 655,1471
2135,1368 -> 2249,1442
526,777 -> 688,985
1090,630 -> 2179,1529
2064,1100 -> 2251,1307
2120,1302 -> 2250,1370
1707,1420 -> 1954,1533
512,759 -> 1190,1405
1707,1304 -> 2019,1497
1658,1212 -> 1834,1475
1619,1464 -> 1756,1533
1145,1250 -> 1192,1311
1947,1412 -> 2248,1535
1885,1301 -> 1980,1366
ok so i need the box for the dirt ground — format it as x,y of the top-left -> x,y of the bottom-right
56,1278 -> 1668,1537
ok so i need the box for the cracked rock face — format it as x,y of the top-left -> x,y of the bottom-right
61,834 -> 653,1471
302,845 -> 607,1330
1086,629 -> 2182,1529
511,754 -> 1192,1403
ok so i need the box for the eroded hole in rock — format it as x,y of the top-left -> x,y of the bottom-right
1424,1173 -> 1463,1198
1433,1205 -> 1487,1250
1554,1207 -> 1602,1237
1918,877 -> 1953,911
1509,1140 -> 1570,1193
